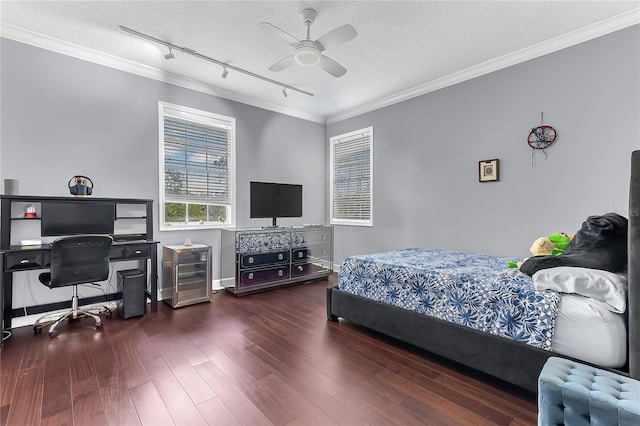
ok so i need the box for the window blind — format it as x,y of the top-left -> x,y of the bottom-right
163,116 -> 231,204
330,127 -> 373,225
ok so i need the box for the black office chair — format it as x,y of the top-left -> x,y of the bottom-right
33,235 -> 113,337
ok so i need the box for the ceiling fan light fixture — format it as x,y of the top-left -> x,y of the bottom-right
294,45 -> 321,66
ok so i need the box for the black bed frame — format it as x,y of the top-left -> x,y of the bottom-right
327,150 -> 640,393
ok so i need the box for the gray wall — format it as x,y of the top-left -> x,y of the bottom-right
0,38 -> 326,309
328,25 -> 640,264
2,24 -> 639,312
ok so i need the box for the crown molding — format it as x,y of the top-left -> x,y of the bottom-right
2,7 -> 638,127
0,23 -> 325,124
326,8 -> 640,125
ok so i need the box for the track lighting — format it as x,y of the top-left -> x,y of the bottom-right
119,25 -> 313,97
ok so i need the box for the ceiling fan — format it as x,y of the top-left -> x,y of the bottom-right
259,8 -> 357,78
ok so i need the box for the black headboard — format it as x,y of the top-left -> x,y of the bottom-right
628,150 -> 639,379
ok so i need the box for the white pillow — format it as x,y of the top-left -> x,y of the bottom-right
532,266 -> 627,313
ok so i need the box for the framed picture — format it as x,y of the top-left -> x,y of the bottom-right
479,159 -> 499,182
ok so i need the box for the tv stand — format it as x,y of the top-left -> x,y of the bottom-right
262,219 -> 280,229
220,226 -> 333,296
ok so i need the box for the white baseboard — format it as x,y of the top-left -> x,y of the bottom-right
212,278 -> 225,291
7,300 -> 119,329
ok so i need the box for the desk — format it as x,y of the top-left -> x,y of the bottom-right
1,195 -> 158,338
1,240 -> 159,333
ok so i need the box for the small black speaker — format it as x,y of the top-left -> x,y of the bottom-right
117,269 -> 146,319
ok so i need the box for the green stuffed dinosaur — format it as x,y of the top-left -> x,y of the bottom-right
507,232 -> 573,268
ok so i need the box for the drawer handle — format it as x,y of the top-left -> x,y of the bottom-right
248,257 -> 254,264
298,252 -> 304,258
321,249 -> 326,255
248,273 -> 254,280
135,250 -> 142,254
298,265 -> 304,271
278,270 -> 284,277
322,234 -> 327,240
20,259 -> 30,264
278,253 -> 283,260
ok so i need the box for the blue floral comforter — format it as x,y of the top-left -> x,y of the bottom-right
338,248 -> 560,350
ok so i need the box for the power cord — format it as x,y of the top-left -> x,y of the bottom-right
14,251 -> 120,326
78,283 -> 113,316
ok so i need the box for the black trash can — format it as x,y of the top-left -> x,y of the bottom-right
117,269 -> 146,319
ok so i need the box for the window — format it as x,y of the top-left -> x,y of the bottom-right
159,102 -> 235,230
330,127 -> 373,226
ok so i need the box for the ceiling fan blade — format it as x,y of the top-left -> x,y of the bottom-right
319,55 -> 347,78
258,22 -> 299,44
268,55 -> 296,72
315,24 -> 357,51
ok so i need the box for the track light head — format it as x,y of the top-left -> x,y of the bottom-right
221,67 -> 229,79
164,47 -> 175,60
282,87 -> 288,98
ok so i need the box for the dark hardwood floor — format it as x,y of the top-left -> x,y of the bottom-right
1,276 -> 537,425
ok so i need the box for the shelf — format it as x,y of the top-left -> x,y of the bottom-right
1,194 -> 153,203
177,279 -> 207,289
2,195 -> 155,252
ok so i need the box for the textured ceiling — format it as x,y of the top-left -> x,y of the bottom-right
1,1 -> 639,123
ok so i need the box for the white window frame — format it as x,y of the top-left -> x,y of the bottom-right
158,101 -> 236,231
330,126 -> 373,226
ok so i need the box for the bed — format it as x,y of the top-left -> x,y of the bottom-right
326,151 -> 640,393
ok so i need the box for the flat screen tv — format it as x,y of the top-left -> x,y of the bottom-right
41,201 -> 115,237
250,181 -> 302,227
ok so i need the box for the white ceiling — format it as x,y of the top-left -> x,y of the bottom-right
1,1 -> 639,124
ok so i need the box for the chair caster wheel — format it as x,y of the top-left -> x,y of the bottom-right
48,330 -> 58,338
34,326 -> 42,334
